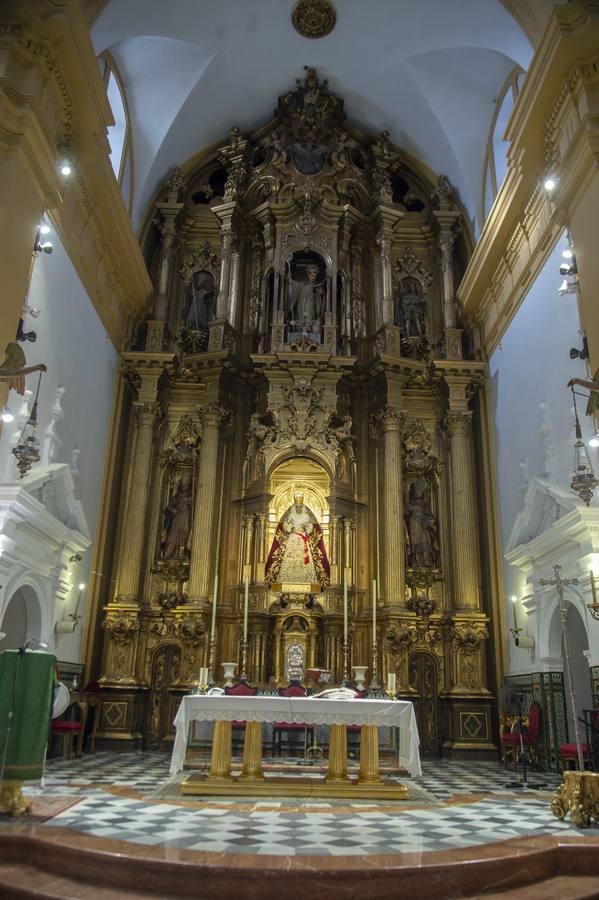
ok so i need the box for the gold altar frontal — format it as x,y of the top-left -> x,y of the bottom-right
180,721 -> 409,800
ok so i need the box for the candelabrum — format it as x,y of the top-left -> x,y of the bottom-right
369,641 -> 381,690
341,639 -> 350,685
240,639 -> 249,682
207,637 -> 217,683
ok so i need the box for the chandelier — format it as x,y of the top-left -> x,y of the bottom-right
12,370 -> 43,478
570,386 -> 598,506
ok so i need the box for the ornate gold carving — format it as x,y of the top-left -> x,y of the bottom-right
0,780 -> 31,816
179,241 -> 220,285
151,559 -> 190,583
160,415 -> 200,467
198,402 -> 230,430
175,614 -> 207,646
291,0 -> 336,38
133,402 -> 163,430
161,166 -> 187,203
120,362 -> 141,392
432,175 -> 457,211
451,621 -> 488,652
385,623 -> 418,655
103,613 -> 140,644
552,771 -> 599,828
157,591 -> 187,610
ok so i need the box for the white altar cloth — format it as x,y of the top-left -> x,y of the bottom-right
170,695 -> 422,777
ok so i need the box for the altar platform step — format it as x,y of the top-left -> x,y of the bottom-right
1,830 -> 599,899
181,771 -> 409,799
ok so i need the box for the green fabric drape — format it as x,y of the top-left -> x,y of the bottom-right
0,650 -> 56,781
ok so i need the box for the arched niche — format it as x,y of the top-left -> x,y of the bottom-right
0,585 -> 43,651
267,456 -> 330,547
546,601 -> 593,738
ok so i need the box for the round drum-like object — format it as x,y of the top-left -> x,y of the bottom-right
52,681 -> 70,718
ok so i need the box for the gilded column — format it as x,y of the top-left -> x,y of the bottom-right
256,513 -> 267,566
188,403 -> 229,602
116,402 -> 162,602
447,411 -> 481,609
381,407 -> 405,607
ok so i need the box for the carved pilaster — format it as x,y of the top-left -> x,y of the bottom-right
446,411 -> 481,610
380,406 -> 405,607
100,606 -> 141,686
115,402 -> 163,603
188,403 -> 231,602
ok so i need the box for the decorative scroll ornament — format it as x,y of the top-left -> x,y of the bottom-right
292,0 -> 336,38
175,615 -> 207,646
393,247 -> 433,290
157,591 -> 187,610
179,241 -> 220,284
160,415 -> 200,468
403,419 -> 437,476
451,622 -> 488,653
385,623 -> 418,656
151,559 -> 190,583
102,614 -> 140,644
161,166 -> 187,203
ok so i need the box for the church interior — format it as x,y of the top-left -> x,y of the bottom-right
1,0 -> 599,896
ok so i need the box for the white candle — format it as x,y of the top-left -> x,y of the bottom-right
199,667 -> 208,686
210,574 -> 218,641
372,579 -> 377,644
343,571 -> 348,645
511,595 -> 518,629
243,575 -> 249,642
387,672 -> 396,694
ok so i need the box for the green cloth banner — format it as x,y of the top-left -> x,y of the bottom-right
0,650 -> 56,781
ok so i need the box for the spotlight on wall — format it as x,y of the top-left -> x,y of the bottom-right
562,247 -> 574,260
589,434 -> 599,449
39,219 -> 51,236
1,406 -> 15,423
59,161 -> 72,176
570,337 -> 589,361
514,634 -> 535,649
22,305 -> 41,319
544,176 -> 557,191
560,260 -> 578,277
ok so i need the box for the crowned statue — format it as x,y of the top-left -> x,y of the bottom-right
265,490 -> 330,589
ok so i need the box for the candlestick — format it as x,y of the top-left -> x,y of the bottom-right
211,574 -> 218,641
387,672 -> 396,695
343,571 -> 348,645
243,575 -> 249,643
372,579 -> 377,644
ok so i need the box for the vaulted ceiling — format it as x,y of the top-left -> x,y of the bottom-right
92,0 -> 533,232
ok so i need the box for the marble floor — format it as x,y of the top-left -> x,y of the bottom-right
2,751 -> 596,859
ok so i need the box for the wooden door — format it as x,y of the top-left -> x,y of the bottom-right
408,651 -> 439,754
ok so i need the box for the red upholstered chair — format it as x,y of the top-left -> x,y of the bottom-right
224,681 -> 258,749
51,697 -> 87,759
559,708 -> 599,771
273,682 -> 313,756
502,701 -> 541,769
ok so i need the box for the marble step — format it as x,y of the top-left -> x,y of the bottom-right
476,874 -> 599,899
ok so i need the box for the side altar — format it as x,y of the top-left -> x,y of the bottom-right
172,694 -> 421,800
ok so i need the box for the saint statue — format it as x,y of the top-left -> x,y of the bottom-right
160,473 -> 193,559
184,270 -> 214,330
265,491 -> 330,588
405,477 -> 439,569
286,259 -> 325,326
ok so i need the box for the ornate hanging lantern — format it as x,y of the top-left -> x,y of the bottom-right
570,386 -> 597,506
12,370 -> 43,478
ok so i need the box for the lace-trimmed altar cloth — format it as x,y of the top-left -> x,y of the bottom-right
170,695 -> 421,777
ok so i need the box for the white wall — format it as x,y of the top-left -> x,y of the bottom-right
0,233 -> 117,662
488,234 -> 594,667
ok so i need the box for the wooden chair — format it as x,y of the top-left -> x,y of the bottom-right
224,681 -> 258,750
559,707 -> 599,771
501,701 -> 541,769
51,697 -> 88,759
273,681 -> 313,756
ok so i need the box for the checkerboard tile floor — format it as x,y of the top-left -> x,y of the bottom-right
5,752 -> 595,857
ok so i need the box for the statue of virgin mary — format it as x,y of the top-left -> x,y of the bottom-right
265,491 -> 330,589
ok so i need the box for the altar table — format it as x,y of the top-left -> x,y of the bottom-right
171,695 -> 421,798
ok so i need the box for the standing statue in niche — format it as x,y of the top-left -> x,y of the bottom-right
184,270 -> 214,330
160,473 -> 193,559
405,476 -> 439,569
286,259 -> 325,328
394,279 -> 426,338
265,491 -> 330,588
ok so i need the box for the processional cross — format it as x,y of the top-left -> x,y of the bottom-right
538,564 -> 584,770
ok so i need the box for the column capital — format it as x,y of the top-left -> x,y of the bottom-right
133,401 -> 163,430
445,410 -> 472,436
197,402 -> 232,431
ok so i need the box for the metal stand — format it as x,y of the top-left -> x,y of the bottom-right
304,725 -> 324,762
369,642 -> 381,690
240,639 -> 248,682
207,637 -> 217,685
342,638 -> 350,686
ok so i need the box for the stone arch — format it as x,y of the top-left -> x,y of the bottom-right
0,582 -> 45,651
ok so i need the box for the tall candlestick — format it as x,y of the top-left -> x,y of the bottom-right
343,571 -> 348,645
372,579 -> 377,644
591,569 -> 598,604
243,575 -> 249,642
211,574 -> 218,641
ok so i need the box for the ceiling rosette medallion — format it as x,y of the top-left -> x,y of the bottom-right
292,0 -> 336,39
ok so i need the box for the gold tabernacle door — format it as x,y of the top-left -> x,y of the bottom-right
270,582 -> 322,593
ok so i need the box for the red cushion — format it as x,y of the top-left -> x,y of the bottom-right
502,732 -> 536,745
51,721 -> 82,732
559,743 -> 591,755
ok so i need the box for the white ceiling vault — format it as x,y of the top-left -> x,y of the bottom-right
92,0 -> 532,232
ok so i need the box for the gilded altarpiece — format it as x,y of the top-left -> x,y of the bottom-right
96,69 -> 495,757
